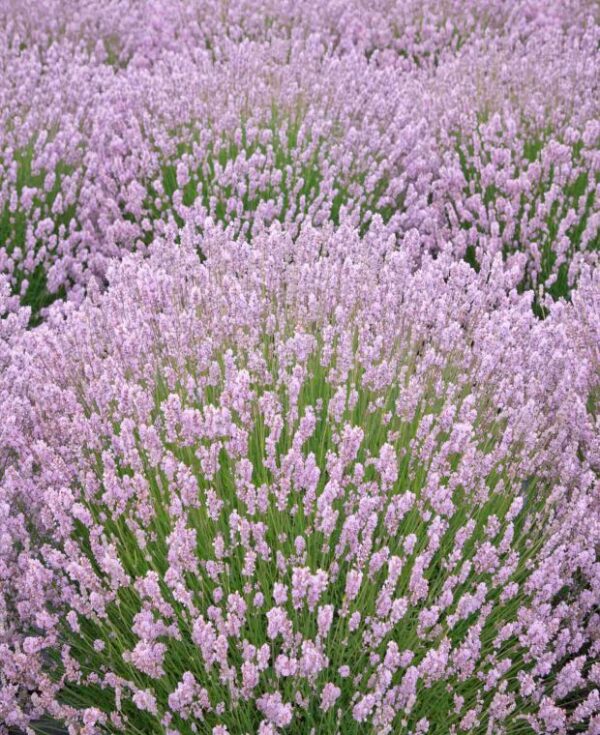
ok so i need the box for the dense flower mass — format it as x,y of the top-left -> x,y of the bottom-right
0,2 -> 599,735
0,0 -> 598,314
1,226 -> 599,734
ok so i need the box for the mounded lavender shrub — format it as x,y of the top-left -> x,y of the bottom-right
1,224 -> 598,734
0,36 -> 439,313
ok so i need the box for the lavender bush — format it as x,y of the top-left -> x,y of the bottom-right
0,2 -> 599,735
1,226 -> 599,734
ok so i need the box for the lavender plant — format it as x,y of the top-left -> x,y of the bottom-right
1,226 -> 598,734
0,38 -> 438,315
428,25 -> 600,300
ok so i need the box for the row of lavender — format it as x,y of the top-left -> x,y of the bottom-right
1,0 -> 599,312
1,2 -> 599,735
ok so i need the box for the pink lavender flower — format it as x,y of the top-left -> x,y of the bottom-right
0,3 -> 599,731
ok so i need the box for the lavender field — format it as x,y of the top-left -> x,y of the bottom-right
1,2 -> 599,734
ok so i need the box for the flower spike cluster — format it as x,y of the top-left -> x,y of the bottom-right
1,224 -> 599,733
